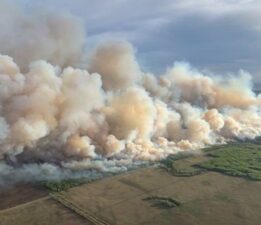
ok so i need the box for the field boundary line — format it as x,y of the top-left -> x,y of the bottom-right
51,193 -> 111,225
0,196 -> 50,214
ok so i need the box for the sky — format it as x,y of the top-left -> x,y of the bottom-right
9,0 -> 261,85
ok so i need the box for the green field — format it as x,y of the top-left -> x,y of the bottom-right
200,142 -> 261,180
161,140 -> 261,181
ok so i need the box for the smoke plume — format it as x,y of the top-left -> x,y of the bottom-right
0,1 -> 86,71
0,2 -> 260,187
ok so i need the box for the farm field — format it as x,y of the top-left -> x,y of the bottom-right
0,141 -> 261,225
0,183 -> 48,211
0,195 -> 92,225
51,168 -> 261,225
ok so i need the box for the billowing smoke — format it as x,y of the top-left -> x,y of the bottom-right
0,1 -> 86,71
0,2 -> 260,187
89,41 -> 141,91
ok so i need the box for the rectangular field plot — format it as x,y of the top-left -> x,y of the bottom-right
0,197 -> 91,225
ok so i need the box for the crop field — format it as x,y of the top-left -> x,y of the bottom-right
0,141 -> 261,225
49,167 -> 260,225
0,183 -> 48,211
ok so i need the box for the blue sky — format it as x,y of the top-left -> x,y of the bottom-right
12,0 -> 261,84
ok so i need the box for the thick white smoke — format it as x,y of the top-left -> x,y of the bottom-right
0,2 -> 260,186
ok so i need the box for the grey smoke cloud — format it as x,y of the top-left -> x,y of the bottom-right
0,0 -> 260,186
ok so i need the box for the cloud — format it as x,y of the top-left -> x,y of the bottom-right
7,0 -> 261,81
